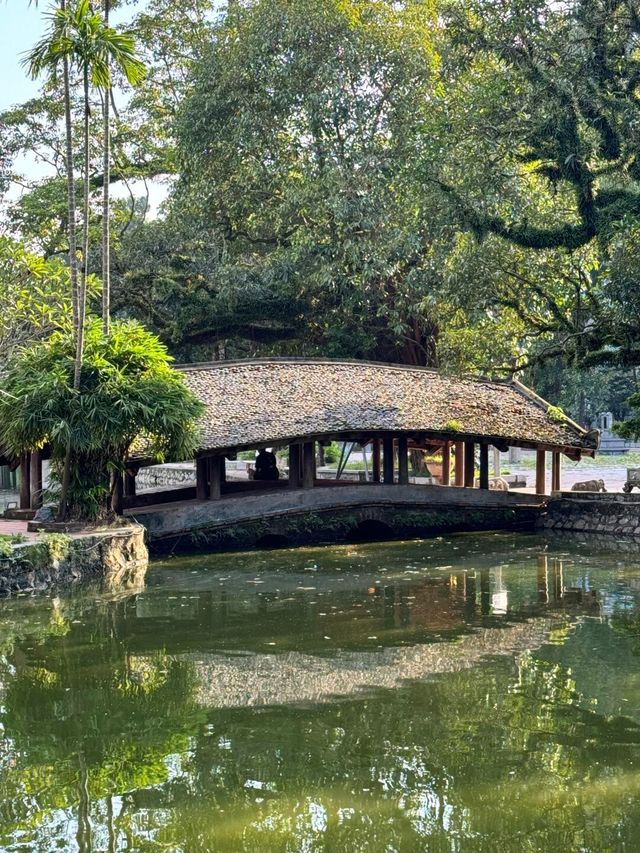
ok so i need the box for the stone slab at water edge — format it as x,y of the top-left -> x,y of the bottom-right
0,523 -> 148,595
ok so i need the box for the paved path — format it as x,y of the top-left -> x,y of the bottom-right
0,519 -> 39,542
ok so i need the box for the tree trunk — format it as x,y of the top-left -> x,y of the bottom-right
102,0 -> 111,334
58,36 -> 79,522
74,65 -> 90,392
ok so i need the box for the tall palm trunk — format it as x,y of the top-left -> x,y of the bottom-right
58,23 -> 79,521
101,0 -> 110,335
75,63 -> 90,391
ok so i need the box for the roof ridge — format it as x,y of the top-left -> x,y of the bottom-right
175,356 -> 510,386
510,378 -> 590,437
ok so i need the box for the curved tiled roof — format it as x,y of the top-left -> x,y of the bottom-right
178,358 -> 598,456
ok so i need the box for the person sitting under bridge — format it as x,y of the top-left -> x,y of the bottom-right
254,448 -> 280,481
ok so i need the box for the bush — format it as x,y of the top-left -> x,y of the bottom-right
0,318 -> 204,521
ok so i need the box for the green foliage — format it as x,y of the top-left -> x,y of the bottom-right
613,392 -> 640,443
0,236 -> 99,369
25,0 -> 145,90
547,406 -> 568,425
41,533 -> 71,564
0,318 -> 204,521
323,443 -> 340,465
443,419 -> 462,433
0,534 -> 26,558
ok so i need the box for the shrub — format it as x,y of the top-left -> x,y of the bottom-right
0,318 -> 205,521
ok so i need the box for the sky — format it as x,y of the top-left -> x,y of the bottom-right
0,1 -> 46,111
0,0 -> 168,215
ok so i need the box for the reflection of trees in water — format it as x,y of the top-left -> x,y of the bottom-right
1,558 -> 640,851
0,596 -> 203,852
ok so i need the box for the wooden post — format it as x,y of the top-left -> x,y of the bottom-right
124,469 -> 137,498
112,472 -> 124,515
288,443 -> 302,488
382,435 -> 394,484
30,450 -> 43,510
302,440 -> 315,489
209,455 -> 223,500
398,435 -> 409,485
492,446 -> 501,478
454,441 -> 464,487
372,439 -> 381,483
479,443 -> 489,489
196,457 -> 209,500
551,451 -> 561,492
535,448 -> 546,495
19,454 -> 31,510
441,443 -> 451,486
464,441 -> 475,488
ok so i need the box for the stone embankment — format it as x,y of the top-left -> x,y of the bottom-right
539,492 -> 640,537
0,523 -> 148,595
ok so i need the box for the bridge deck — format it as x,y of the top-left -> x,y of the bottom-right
126,482 -> 545,545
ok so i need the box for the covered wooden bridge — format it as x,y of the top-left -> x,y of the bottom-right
117,358 -> 598,542
8,359 -> 599,541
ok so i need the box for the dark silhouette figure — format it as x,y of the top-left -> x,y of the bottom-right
254,448 -> 279,481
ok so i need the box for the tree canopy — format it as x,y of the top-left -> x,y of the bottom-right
4,0 -> 640,427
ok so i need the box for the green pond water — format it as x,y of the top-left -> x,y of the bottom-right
2,532 -> 640,851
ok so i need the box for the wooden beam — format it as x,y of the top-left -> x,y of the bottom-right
124,470 -> 137,498
398,435 -> 409,485
288,443 -> 302,488
302,440 -> 315,489
479,443 -> 489,490
19,454 -> 30,510
441,443 -> 451,486
464,441 -> 475,488
372,439 -> 381,483
30,450 -> 43,510
454,441 -> 464,487
536,448 -> 546,495
551,451 -> 561,492
383,435 -> 394,484
196,457 -> 209,501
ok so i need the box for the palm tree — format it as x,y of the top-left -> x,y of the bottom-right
24,0 -> 145,518
25,0 -> 144,371
102,0 -> 110,336
25,0 -> 80,338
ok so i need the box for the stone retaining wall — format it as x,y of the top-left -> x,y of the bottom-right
0,525 -> 148,596
539,492 -> 640,537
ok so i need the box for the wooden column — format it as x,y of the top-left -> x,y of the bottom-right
478,443 -> 489,490
464,441 -> 475,488
397,435 -> 409,485
112,472 -> 124,516
492,446 -> 501,478
551,451 -> 561,492
288,443 -> 302,488
535,448 -> 546,495
454,441 -> 464,487
196,457 -> 209,500
372,439 -> 381,483
441,443 -> 451,486
302,440 -> 315,489
209,455 -> 223,500
382,435 -> 395,485
19,454 -> 31,510
124,469 -> 137,498
30,450 -> 43,510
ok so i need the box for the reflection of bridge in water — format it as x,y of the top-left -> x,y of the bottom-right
127,553 -> 600,709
